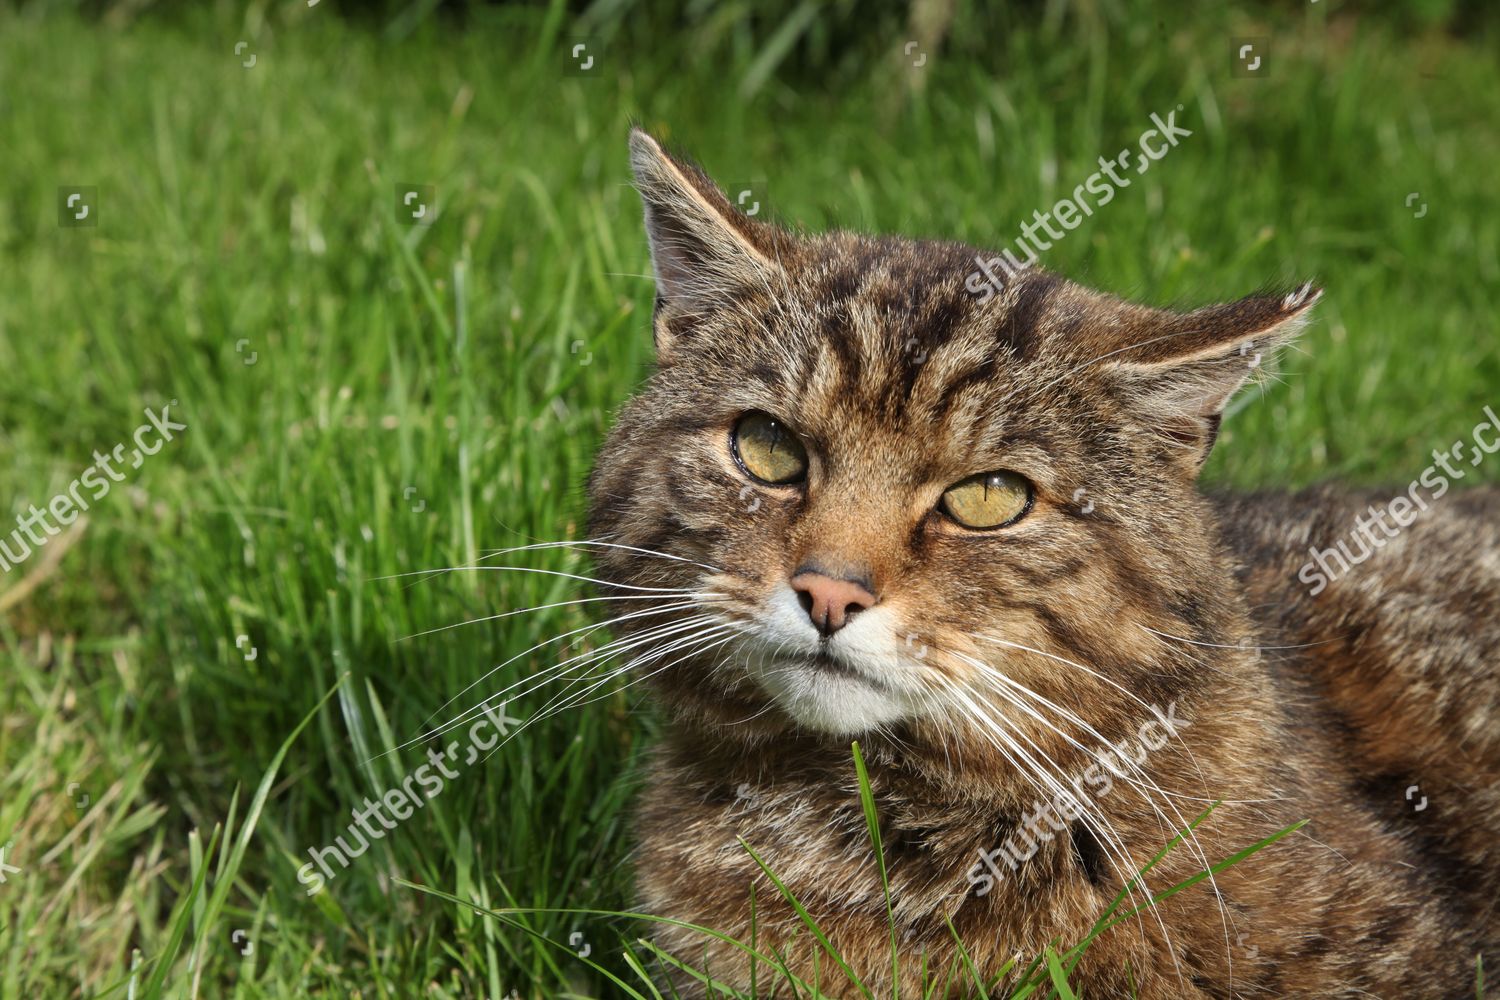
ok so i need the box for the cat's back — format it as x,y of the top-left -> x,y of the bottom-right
1213,482 -> 1500,937
1212,482 -> 1500,665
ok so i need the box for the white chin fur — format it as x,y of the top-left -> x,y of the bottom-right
735,587 -> 931,735
750,662 -> 915,735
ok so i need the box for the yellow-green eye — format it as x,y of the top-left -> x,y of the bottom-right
940,471 -> 1033,529
732,412 -> 808,485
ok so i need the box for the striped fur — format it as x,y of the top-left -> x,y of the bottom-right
583,130 -> 1497,997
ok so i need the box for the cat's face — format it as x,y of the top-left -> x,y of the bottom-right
587,130 -> 1318,746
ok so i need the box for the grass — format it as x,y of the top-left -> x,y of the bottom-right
396,749 -> 1307,998
0,1 -> 1496,996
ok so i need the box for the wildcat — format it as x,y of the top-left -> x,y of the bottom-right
583,128 -> 1499,997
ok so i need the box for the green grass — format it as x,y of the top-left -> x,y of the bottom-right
396,750 -> 1306,999
1,1 -> 1497,996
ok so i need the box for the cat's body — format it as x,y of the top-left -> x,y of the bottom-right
1219,486 -> 1500,935
586,130 -> 1498,996
629,487 -> 1499,997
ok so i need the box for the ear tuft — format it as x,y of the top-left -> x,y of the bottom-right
1281,281 -> 1321,312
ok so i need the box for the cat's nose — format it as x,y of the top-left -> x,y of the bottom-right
790,570 -> 876,636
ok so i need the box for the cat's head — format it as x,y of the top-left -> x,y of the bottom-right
587,129 -> 1318,748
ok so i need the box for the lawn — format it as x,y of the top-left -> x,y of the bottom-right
1,1 -> 1496,996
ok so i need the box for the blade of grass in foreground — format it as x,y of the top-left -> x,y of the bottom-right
943,914 -> 1013,997
392,886 -> 826,998
390,884 -> 682,1000
407,755 -> 1309,999
134,675 -> 348,999
135,824 -> 222,1000
1059,802 -> 1225,979
1044,948 -> 1079,1000
737,836 -> 877,1000
850,741 -> 900,998
632,936 -> 753,999
1093,818 -> 1309,935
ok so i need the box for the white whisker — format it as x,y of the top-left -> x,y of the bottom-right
374,564 -> 705,593
477,538 -> 724,574
956,643 -> 1237,978
941,684 -> 1174,978
1137,623 -> 1342,652
424,612 -> 724,742
381,603 -> 717,756
396,591 -> 726,642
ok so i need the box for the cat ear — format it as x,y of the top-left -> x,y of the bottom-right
1102,283 -> 1322,471
628,128 -> 781,357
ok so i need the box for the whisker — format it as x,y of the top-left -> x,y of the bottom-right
484,627 -> 742,758
375,604 -> 716,758
525,627 -> 740,729
477,538 -> 724,574
488,615 -> 729,721
977,634 -> 1271,801
941,684 -> 1175,978
373,564 -> 707,593
396,591 -> 726,642
953,646 -> 1236,979
967,663 -> 1229,976
1137,623 -> 1344,652
421,612 -> 723,745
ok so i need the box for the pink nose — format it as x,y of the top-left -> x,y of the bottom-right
791,572 -> 876,636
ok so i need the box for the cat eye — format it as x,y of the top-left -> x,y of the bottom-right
732,411 -> 808,485
940,470 -> 1033,529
